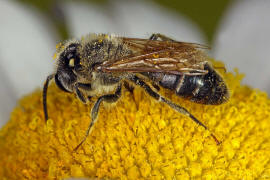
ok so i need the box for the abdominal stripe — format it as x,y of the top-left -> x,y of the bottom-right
176,75 -> 185,93
175,75 -> 200,98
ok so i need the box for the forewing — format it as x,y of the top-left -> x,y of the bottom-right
97,37 -> 209,75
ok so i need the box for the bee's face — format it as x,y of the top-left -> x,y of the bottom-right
55,43 -> 82,92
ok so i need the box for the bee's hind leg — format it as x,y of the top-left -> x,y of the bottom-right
73,84 -> 122,151
124,81 -> 134,94
129,75 -> 220,145
149,33 -> 175,42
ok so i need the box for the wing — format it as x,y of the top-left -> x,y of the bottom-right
96,37 -> 209,75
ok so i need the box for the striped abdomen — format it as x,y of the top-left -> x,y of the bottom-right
143,63 -> 229,105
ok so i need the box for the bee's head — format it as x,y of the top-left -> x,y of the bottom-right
54,42 -> 82,92
43,41 -> 84,121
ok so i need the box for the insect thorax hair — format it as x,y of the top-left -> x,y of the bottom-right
76,34 -> 134,97
79,34 -> 133,68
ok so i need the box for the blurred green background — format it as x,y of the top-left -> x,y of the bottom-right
16,0 -> 233,43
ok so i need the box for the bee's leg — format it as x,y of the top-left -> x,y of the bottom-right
129,76 -> 220,145
124,81 -> 134,93
149,33 -> 175,42
74,83 -> 92,103
74,84 -> 122,151
77,83 -> 91,90
75,86 -> 86,104
88,96 -> 93,101
151,82 -> 160,91
124,79 -> 159,92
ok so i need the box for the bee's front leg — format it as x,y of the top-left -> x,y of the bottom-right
74,83 -> 92,103
74,84 -> 122,151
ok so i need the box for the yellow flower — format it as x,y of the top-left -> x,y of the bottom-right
1,60 -> 270,179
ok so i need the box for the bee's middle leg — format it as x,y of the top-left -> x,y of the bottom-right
149,33 -> 175,41
74,84 -> 122,151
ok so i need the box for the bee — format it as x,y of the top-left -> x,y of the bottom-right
43,33 -> 229,150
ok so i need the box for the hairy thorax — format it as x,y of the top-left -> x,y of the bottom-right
79,34 -> 133,67
74,34 -> 133,98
